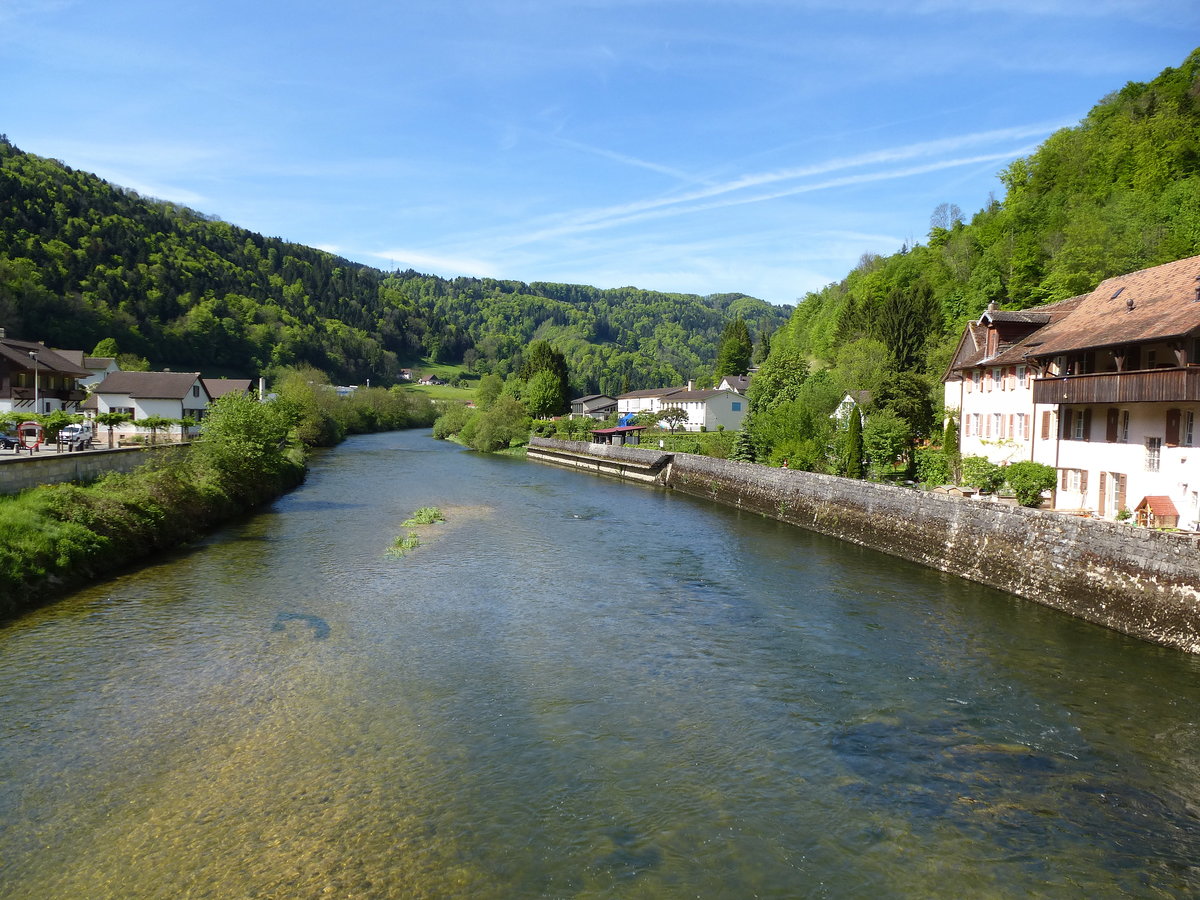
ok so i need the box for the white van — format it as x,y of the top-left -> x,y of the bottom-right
59,422 -> 95,448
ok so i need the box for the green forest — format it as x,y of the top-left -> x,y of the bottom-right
0,141 -> 788,395
742,47 -> 1200,470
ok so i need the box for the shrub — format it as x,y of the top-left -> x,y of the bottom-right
915,447 -> 953,487
961,456 -> 1004,493
1004,461 -> 1057,507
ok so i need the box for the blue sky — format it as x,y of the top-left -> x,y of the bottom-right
2,1 -> 1196,304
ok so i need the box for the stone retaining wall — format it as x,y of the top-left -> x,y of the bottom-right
0,446 -> 176,496
527,438 -> 1200,652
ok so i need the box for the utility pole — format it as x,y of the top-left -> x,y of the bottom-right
28,350 -> 39,413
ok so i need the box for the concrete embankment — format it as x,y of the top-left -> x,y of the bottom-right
528,438 -> 1200,653
0,445 -> 178,496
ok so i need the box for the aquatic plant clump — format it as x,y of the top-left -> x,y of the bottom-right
387,532 -> 422,557
402,507 -> 445,526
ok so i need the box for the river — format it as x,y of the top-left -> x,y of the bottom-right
2,430 -> 1200,898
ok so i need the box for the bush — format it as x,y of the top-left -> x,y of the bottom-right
961,456 -> 1004,493
1004,460 -> 1056,507
915,447 -> 953,487
432,403 -> 473,440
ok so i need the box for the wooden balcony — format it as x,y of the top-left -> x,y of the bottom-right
1034,367 -> 1200,405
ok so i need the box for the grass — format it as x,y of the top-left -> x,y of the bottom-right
387,532 -> 422,557
402,506 -> 445,526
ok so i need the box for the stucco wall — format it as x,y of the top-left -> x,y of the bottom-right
527,438 -> 1200,653
0,446 -> 178,496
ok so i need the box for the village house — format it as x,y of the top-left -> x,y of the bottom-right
0,331 -> 89,415
51,349 -> 120,391
84,370 -> 213,440
615,386 -> 684,417
658,388 -> 747,432
569,394 -> 617,419
944,254 -> 1200,528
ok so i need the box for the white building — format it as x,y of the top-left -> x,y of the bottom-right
0,333 -> 89,415
84,370 -> 212,439
944,254 -> 1200,528
657,388 -> 748,432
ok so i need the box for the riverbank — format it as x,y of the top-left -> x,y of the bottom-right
528,438 -> 1200,653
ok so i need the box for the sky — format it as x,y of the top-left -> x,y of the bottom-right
1,1 -> 1197,305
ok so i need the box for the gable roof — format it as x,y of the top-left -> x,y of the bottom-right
0,338 -> 90,377
945,295 -> 1085,375
618,387 -> 685,400
718,374 -> 752,393
203,378 -> 253,399
1023,254 -> 1200,358
93,370 -> 206,400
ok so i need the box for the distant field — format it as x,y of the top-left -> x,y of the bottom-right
399,359 -> 477,403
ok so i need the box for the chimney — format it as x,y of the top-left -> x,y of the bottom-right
259,376 -> 267,400
687,380 -> 694,391
0,327 -> 5,339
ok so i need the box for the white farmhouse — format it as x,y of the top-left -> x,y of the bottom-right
86,371 -> 212,439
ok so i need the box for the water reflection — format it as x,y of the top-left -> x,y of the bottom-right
2,430 -> 1200,898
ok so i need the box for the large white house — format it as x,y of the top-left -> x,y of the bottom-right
944,254 -> 1200,528
616,384 -> 747,432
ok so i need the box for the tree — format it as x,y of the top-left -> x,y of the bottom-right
656,407 -> 689,434
942,415 -> 960,481
730,430 -> 756,462
94,411 -> 132,448
519,340 -> 569,416
469,395 -> 529,452
842,406 -> 863,478
194,392 -> 296,494
524,369 -> 566,418
136,415 -> 175,445
91,337 -> 120,358
862,409 -> 911,479
714,318 -> 752,376
475,373 -> 503,410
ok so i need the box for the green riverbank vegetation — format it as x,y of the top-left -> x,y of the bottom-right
0,366 -> 440,616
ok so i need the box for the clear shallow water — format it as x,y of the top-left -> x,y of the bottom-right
3,430 -> 1200,898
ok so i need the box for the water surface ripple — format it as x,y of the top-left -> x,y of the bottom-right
2,431 -> 1200,898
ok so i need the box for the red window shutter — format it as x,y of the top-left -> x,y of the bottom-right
1082,408 -> 1092,441
1166,408 -> 1181,447
1062,409 -> 1074,440
1041,411 -> 1051,441
1106,408 -> 1119,442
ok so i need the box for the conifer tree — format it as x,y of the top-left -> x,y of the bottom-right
844,407 -> 864,479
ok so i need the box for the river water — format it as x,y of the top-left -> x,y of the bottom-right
3,430 -> 1200,898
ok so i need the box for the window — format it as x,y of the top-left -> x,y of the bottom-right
972,413 -> 981,437
1146,437 -> 1162,472
1120,410 -> 1130,443
972,370 -> 982,391
1066,469 -> 1082,492
991,413 -> 1002,438
1186,411 -> 1195,447
1017,366 -> 1027,389
1072,411 -> 1086,440
192,385 -> 200,397
1016,413 -> 1028,440
731,401 -> 741,411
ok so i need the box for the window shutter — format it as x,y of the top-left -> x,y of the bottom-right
1082,408 -> 1092,441
1080,469 -> 1088,494
1099,472 -> 1107,514
1166,408 -> 1181,447
1062,409 -> 1074,440
1116,474 -> 1127,511
1041,411 -> 1051,441
1106,408 -> 1119,442
1060,468 -> 1068,491
1007,414 -> 1013,438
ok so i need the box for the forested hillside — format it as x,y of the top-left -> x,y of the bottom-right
745,47 -> 1200,468
0,138 -> 788,393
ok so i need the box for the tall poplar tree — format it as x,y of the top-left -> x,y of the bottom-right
714,318 -> 753,376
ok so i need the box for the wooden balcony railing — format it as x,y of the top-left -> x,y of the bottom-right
1034,367 -> 1200,405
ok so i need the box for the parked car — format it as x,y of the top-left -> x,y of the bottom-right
59,422 -> 95,450
0,433 -> 18,450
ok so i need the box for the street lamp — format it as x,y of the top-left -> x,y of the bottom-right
28,350 -> 39,413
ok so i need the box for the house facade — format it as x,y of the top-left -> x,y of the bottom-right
569,394 -> 617,419
0,333 -> 89,415
659,389 -> 747,432
616,387 -> 684,417
86,371 -> 212,438
944,254 -> 1200,528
